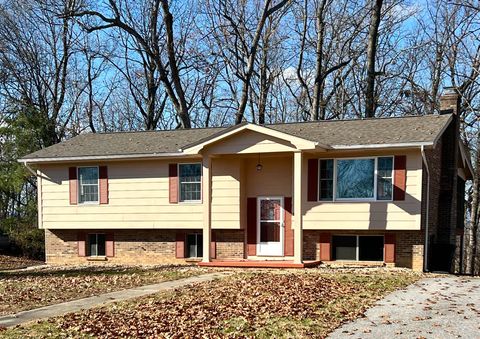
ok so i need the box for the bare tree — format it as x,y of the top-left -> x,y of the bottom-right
364,0 -> 383,118
68,0 -> 192,128
205,0 -> 290,124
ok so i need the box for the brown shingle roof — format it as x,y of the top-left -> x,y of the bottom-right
268,114 -> 452,147
21,127 -> 226,160
21,114 -> 452,161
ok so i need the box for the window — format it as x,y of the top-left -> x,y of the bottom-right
88,233 -> 105,257
336,158 -> 375,199
179,164 -> 202,202
332,235 -> 384,261
78,167 -> 99,203
358,236 -> 384,261
377,157 -> 393,200
187,233 -> 203,258
332,236 -> 357,260
317,156 -> 394,201
319,159 -> 334,201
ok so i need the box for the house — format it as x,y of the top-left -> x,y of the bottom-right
19,89 -> 472,272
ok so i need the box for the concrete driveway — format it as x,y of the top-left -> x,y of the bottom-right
329,276 -> 480,339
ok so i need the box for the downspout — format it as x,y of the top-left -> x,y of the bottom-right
22,160 -> 38,177
421,145 -> 430,272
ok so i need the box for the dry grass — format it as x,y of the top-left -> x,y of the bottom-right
1,269 -> 422,338
0,265 -> 207,316
0,255 -> 44,271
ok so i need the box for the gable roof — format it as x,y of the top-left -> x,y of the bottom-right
20,114 -> 453,162
180,122 -> 322,154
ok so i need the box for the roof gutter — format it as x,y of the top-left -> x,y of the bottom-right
330,141 -> 433,150
421,145 -> 430,272
18,152 -> 189,164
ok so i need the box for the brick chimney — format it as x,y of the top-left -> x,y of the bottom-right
439,87 -> 461,115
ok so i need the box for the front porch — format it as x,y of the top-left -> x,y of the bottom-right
201,151 -> 305,264
192,124 -> 318,265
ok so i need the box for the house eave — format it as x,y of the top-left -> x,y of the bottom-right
18,152 -> 190,164
329,142 -> 434,150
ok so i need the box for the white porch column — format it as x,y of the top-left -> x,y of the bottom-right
202,155 -> 212,262
293,151 -> 303,264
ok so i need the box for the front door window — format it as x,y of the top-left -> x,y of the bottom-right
257,197 -> 284,256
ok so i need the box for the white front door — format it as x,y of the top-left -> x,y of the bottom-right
257,197 -> 284,256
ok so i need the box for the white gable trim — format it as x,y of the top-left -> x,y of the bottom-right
180,123 -> 326,154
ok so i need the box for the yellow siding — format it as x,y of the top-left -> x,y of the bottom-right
211,158 -> 242,229
38,140 -> 423,232
245,156 -> 293,197
204,130 -> 297,155
302,149 -> 423,230
40,160 -> 204,230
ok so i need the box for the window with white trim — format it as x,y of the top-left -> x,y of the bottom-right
332,235 -> 384,261
87,233 -> 105,257
319,159 -> 334,201
318,156 -> 394,201
78,167 -> 99,203
179,163 -> 202,202
377,157 -> 393,200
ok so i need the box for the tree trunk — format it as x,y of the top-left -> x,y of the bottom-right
311,0 -> 327,121
365,0 -> 383,118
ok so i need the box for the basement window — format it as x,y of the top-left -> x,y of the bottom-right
87,233 -> 105,257
186,233 -> 203,258
332,235 -> 384,261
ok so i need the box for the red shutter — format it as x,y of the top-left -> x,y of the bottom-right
106,232 -> 114,257
69,167 -> 78,205
99,166 -> 109,204
78,232 -> 86,257
284,197 -> 294,256
384,233 -> 396,263
247,197 -> 257,256
393,155 -> 406,201
169,164 -> 179,203
175,231 -> 185,258
307,159 -> 318,202
319,232 -> 331,261
210,230 -> 216,259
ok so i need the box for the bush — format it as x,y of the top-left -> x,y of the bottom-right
1,218 -> 45,260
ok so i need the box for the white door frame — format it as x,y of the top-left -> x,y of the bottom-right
257,196 -> 284,256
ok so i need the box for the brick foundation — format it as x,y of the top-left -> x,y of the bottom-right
45,229 -> 247,265
46,228 -> 424,270
302,230 -> 424,271
215,229 -> 245,259
46,229 -> 186,265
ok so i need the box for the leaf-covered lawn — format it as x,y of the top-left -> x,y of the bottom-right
0,265 -> 206,316
0,255 -> 44,271
2,269 -> 421,338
